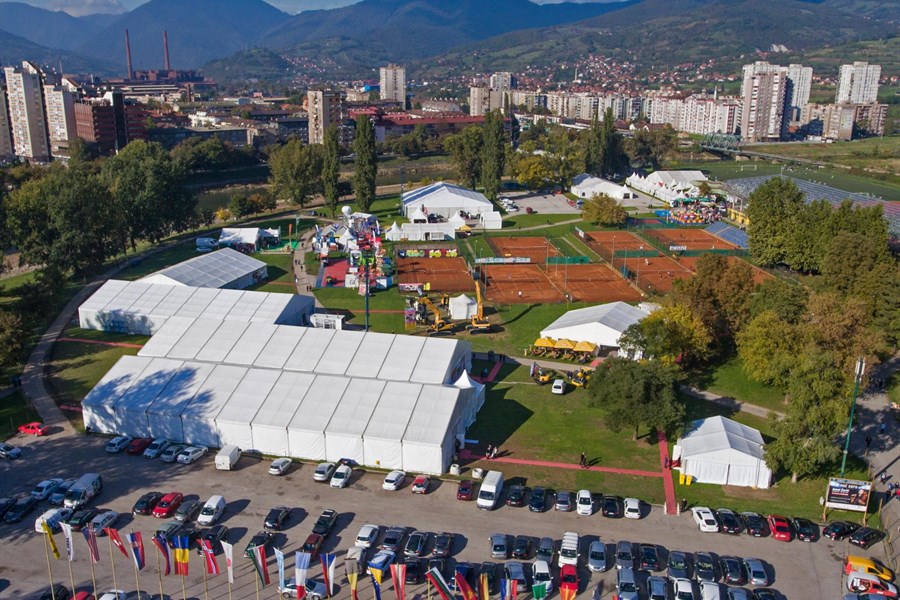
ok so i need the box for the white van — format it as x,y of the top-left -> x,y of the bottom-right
559,532 -> 580,566
35,507 -> 72,533
215,445 -> 242,471
476,470 -> 504,510
64,473 -> 103,509
198,495 -> 226,526
847,572 -> 898,596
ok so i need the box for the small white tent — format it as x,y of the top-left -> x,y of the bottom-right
540,301 -> 653,349
449,294 -> 478,320
452,371 -> 484,428
480,212 -> 503,230
673,416 -> 772,489
410,207 -> 428,223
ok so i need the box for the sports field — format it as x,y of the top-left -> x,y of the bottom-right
396,257 -> 473,292
618,255 -> 693,294
583,231 -> 657,262
488,237 -> 565,264
644,228 -> 739,251
543,263 -> 642,303
483,264 -> 565,304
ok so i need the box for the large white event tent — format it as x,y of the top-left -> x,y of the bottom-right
673,416 -> 773,489
571,174 -> 635,200
78,280 -> 314,335
401,182 -> 494,219
139,248 -> 268,290
540,301 -> 654,350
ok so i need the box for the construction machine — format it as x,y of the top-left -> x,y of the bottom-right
533,367 -> 556,385
416,295 -> 455,334
468,280 -> 494,334
569,368 -> 592,388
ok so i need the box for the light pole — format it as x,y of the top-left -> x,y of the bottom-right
840,357 -> 866,478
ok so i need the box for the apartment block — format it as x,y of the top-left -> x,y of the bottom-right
0,89 -> 14,159
307,89 -> 345,144
837,62 -> 881,104
379,64 -> 406,104
4,61 -> 50,161
740,62 -> 788,142
43,84 -> 77,156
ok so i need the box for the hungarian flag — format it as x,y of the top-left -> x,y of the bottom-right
105,527 -> 129,558
479,573 -> 490,600
389,563 -> 406,600
455,572 -> 477,600
82,527 -> 101,564
221,541 -> 234,584
346,570 -> 359,600
199,539 -> 219,576
151,534 -> 171,576
126,531 -> 145,571
249,544 -> 270,587
321,553 -> 336,597
173,535 -> 190,576
41,520 -> 60,560
425,567 -> 454,600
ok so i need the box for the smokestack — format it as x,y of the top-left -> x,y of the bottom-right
124,29 -> 134,79
163,31 -> 171,71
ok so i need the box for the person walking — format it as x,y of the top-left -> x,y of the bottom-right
579,452 -> 587,468
486,444 -> 492,460
880,423 -> 887,435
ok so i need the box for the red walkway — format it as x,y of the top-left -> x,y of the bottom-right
658,430 -> 678,515
472,360 -> 504,384
58,337 -> 144,349
459,449 -> 662,478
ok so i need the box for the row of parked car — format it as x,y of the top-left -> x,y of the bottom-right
105,435 -> 209,464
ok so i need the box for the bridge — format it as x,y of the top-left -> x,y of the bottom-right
699,133 -> 832,167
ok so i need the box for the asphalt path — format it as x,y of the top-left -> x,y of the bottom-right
0,433 -> 860,600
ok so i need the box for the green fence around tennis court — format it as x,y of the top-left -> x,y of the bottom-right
547,256 -> 590,264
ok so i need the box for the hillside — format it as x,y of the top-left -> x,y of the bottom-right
201,47 -> 293,82
0,2 -> 118,51
0,29 -> 118,75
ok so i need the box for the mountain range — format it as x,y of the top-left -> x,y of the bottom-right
0,0 -> 896,79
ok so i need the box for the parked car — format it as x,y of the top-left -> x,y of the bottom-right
536,537 -> 555,563
668,551 -> 691,580
159,444 -> 186,463
692,507 -> 720,532
173,500 -> 202,523
405,559 -> 424,585
19,422 -> 50,436
0,442 -> 23,459
587,540 -> 608,572
380,526 -> 407,552
264,506 -> 292,531
432,532 -> 453,557
65,508 -> 98,532
411,475 -> 430,494
176,446 -> 208,464
617,568 -> 640,600
367,549 -> 396,574
555,490 -> 573,512
673,578 -> 696,600
312,509 -> 338,536
4,495 -> 38,522
648,576 -> 668,600
824,520 -> 861,541
694,552 -> 718,582
268,458 -> 292,476
125,438 -> 152,455
529,487 -> 548,512
727,588 -> 753,600
243,531 -> 274,558
105,436 -> 132,453
313,462 -> 336,482
355,524 -> 379,549
559,564 -> 579,597
90,511 -> 119,536
197,525 -> 229,555
717,509 -> 743,534
489,533 -> 508,559
767,515 -> 792,542
532,560 -> 554,596
791,517 -> 817,542
302,533 -> 325,560
143,438 -> 170,459
505,485 -> 526,507
752,590 -> 780,600
551,379 -> 566,395
504,562 -> 528,593
602,495 -> 622,518
155,520 -> 184,545
720,556 -> 747,585
512,535 -> 532,559
741,512 -> 767,537
616,541 -> 635,570
405,531 -> 429,557
576,489 -> 593,515
456,480 -> 474,501
32,478 -> 64,500
152,492 -> 184,519
49,479 -> 78,505
382,470 -> 406,491
480,562 -> 499,593
744,558 -> 769,586
849,527 -> 886,549
640,544 -> 661,571
330,465 -> 353,488
624,497 -> 641,519
428,558 -> 447,580
38,584 -> 71,600
132,492 -> 163,516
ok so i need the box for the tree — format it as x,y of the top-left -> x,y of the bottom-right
581,193 -> 627,226
512,153 -> 553,190
546,127 -> 581,189
322,125 -> 341,217
736,310 -> 799,388
619,304 -> 712,365
101,140 -> 195,250
0,310 -> 25,372
228,194 -> 256,218
444,126 -> 483,189
214,207 -> 233,222
481,110 -> 506,201
269,139 -> 324,208
352,115 -> 378,212
746,177 -> 805,266
629,125 -> 676,170
697,181 -> 713,198
599,108 -> 628,177
582,111 -> 603,176
749,279 -> 808,324
587,358 -> 684,440
783,199 -> 832,272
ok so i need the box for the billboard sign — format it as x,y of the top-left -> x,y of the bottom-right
825,478 -> 871,512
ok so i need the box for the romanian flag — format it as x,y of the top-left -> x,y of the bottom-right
199,539 -> 219,576
151,534 -> 170,576
455,572 -> 477,600
173,535 -> 190,576
41,520 -> 60,559
425,567 -> 454,600
105,527 -> 129,558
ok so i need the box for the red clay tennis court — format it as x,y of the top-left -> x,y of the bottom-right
584,231 -> 658,262
488,237 -> 565,264
675,255 -> 774,285
483,264 -> 565,304
644,228 -> 738,251
396,257 -> 473,292
543,263 -> 642,303
619,255 -> 693,294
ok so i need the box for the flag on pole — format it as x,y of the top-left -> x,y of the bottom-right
173,535 -> 190,576
425,567 -> 454,600
82,527 -> 100,564
274,547 -> 286,590
151,534 -> 170,576
346,570 -> 359,600
455,572 -> 477,600
105,527 -> 128,558
221,541 -> 234,584
390,563 -> 406,600
249,544 -> 270,587
479,573 -> 490,600
321,553 -> 336,597
500,579 -> 511,600
532,582 -> 548,600
60,522 -> 75,562
559,586 -> 575,600
126,531 -> 145,571
369,563 -> 385,586
41,520 -> 60,559
371,575 -> 382,600
199,540 -> 219,576
295,551 -> 311,587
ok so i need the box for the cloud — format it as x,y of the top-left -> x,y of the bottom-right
10,0 -> 126,15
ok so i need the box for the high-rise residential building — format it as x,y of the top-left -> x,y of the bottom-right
785,63 -> 812,123
43,84 -> 77,156
379,64 -> 406,104
489,72 -> 517,93
469,87 -> 503,116
740,62 -> 788,142
307,89 -> 345,144
837,61 -> 881,104
0,89 -> 14,159
4,61 -> 51,161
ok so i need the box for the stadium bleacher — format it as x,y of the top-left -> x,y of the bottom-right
706,222 -> 749,249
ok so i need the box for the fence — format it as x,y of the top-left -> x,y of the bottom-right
547,256 -> 590,265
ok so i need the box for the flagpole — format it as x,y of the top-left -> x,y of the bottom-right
43,533 -> 56,600
108,535 -> 119,592
155,546 -> 164,600
256,565 -> 260,600
204,563 -> 209,600
181,573 -> 187,600
89,554 -> 98,598
133,556 -> 142,599
66,559 -> 76,600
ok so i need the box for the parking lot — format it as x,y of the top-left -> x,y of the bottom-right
0,433 -> 865,599
501,193 -> 581,215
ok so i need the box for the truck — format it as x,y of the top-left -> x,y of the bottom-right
215,445 -> 242,471
64,473 -> 103,509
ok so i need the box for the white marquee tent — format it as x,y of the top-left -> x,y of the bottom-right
385,222 -> 457,242
250,371 -> 316,456
673,416 -> 772,489
449,294 -> 478,320
215,368 -> 280,450
218,228 -> 280,251
402,182 -> 493,219
480,211 -> 503,230
626,170 -> 707,206
139,248 -> 268,290
571,174 -> 635,200
401,385 -> 465,474
324,379 -> 386,463
287,375 -> 350,461
540,302 -> 654,350
363,381 -> 422,469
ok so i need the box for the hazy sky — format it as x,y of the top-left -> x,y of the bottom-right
5,0 -> 617,16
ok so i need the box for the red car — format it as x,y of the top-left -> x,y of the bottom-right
411,475 -> 430,494
152,492 -> 184,518
18,422 -> 49,436
457,480 -> 474,501
767,514 -> 792,542
559,564 -> 579,596
301,533 -> 325,560
125,438 -> 153,455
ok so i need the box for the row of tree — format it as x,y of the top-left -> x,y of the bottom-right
443,111 -> 507,200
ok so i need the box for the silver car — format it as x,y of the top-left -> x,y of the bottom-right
555,490 -> 573,512
313,462 -> 336,482
504,561 -> 528,593
490,534 -> 508,559
743,558 -> 769,586
615,540 -> 634,570
587,540 -> 608,572
48,479 -> 77,505
616,568 -> 639,600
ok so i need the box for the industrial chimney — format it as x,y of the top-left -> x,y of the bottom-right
163,31 -> 171,71
124,29 -> 134,79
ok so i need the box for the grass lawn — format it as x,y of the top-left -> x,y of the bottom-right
313,287 -> 407,333
60,324 -> 149,346
694,357 -> 786,413
503,214 -> 580,228
248,253 -> 294,293
46,338 -> 141,406
0,391 -> 40,440
886,372 -> 900,407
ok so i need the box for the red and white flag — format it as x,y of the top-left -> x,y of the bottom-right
199,539 -> 220,576
390,563 -> 406,600
221,541 -> 234,584
105,527 -> 129,558
249,544 -> 270,586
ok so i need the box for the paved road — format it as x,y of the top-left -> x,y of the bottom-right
0,432 -> 866,600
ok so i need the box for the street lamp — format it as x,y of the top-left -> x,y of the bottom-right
840,357 -> 866,478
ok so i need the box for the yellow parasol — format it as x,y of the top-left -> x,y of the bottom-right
574,341 -> 597,353
534,337 -> 556,348
554,338 -> 576,350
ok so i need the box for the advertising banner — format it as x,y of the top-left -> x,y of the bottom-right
825,478 -> 871,512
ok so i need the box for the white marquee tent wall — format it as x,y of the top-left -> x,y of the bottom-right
250,371 -> 316,456
287,375 -> 350,461
115,358 -> 184,437
324,379 -> 386,464
401,385 -> 464,474
363,381 -> 422,470
215,369 -> 280,450
83,355 -> 154,434
147,361 -> 217,442
179,364 -> 247,448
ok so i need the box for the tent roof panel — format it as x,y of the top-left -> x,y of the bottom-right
379,336 -> 427,381
325,379 -> 385,436
139,248 -> 265,288
180,364 -> 247,419
150,286 -> 203,318
147,362 -> 218,416
223,323 -> 278,366
195,321 -> 250,363
82,355 -> 154,410
80,279 -> 130,312
283,328 -> 335,371
202,289 -> 244,321
364,381 -> 421,441
115,358 -> 185,413
679,416 -> 766,461
225,293 -> 266,321
171,287 -> 220,319
316,330 -> 365,375
138,316 -> 195,357
411,338 -> 456,384
287,375 -> 349,432
345,333 -> 393,378
542,301 -> 649,334
253,326 -> 305,369
251,371 -> 316,428
215,368 -> 280,425
162,317 -> 221,360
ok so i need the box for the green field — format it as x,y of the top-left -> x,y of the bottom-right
46,338 -> 141,408
0,391 -> 40,440
693,357 -> 787,413
312,287 -> 407,333
502,213 -> 580,228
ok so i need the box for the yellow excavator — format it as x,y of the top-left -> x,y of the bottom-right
417,295 -> 455,334
569,368 -> 591,388
534,367 -> 555,385
468,280 -> 494,334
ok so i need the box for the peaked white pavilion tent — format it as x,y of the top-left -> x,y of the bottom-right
139,248 -> 268,290
673,416 -> 772,489
571,174 -> 635,200
410,207 -> 428,223
218,228 -> 279,252
540,301 -> 654,350
384,222 -> 457,242
449,294 -> 478,320
402,182 -> 493,219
